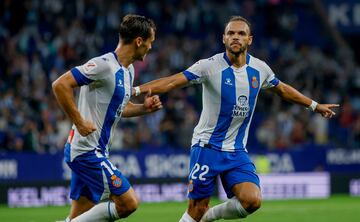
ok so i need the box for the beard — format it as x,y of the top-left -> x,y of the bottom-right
225,43 -> 247,56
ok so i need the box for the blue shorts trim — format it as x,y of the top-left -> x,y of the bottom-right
66,150 -> 131,203
187,145 -> 260,199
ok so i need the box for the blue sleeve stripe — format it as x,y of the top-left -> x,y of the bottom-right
71,68 -> 94,86
183,70 -> 200,81
270,78 -> 280,86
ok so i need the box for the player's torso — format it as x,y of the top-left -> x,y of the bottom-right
70,53 -> 133,159
193,53 -> 265,152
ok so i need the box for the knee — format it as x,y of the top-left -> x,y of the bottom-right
116,197 -> 139,218
240,195 -> 261,213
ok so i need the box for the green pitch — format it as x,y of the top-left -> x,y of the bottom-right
0,195 -> 359,222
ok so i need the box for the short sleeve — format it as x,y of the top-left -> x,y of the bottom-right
71,56 -> 111,86
183,59 -> 209,84
260,61 -> 280,89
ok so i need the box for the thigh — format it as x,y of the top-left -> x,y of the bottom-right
69,195 -> 95,219
220,153 -> 260,198
67,152 -> 131,203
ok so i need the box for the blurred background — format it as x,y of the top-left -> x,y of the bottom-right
0,0 -> 360,208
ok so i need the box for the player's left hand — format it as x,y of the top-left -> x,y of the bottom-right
143,90 -> 163,113
315,104 -> 340,118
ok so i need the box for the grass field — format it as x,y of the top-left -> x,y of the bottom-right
0,195 -> 359,222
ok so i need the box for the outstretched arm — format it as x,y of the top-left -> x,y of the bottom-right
52,71 -> 96,136
122,94 -> 163,117
269,81 -> 339,118
133,73 -> 189,96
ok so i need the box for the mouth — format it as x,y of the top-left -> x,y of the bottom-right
230,42 -> 241,47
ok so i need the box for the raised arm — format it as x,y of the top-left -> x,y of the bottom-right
269,81 -> 339,118
52,71 -> 96,136
134,72 -> 189,96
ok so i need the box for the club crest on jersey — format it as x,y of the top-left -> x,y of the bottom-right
224,78 -> 233,86
188,179 -> 194,192
232,95 -> 249,118
111,175 -> 122,188
251,76 -> 259,88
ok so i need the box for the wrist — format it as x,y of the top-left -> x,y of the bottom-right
134,86 -> 141,96
307,100 -> 318,112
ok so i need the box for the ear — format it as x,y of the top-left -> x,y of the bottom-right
248,35 -> 253,46
222,34 -> 225,44
135,37 -> 143,47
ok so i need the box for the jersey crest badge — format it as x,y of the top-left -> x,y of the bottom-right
251,76 -> 259,88
188,179 -> 194,192
111,175 -> 122,188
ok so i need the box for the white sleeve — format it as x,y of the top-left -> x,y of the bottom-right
182,59 -> 209,84
260,61 -> 280,89
71,56 -> 111,86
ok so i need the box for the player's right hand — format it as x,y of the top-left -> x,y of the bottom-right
75,119 -> 97,136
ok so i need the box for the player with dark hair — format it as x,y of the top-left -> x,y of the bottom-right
134,16 -> 339,222
52,14 -> 162,222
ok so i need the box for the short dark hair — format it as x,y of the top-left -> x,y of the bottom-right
119,14 -> 156,44
225,16 -> 251,35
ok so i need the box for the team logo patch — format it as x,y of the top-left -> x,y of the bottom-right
251,76 -> 259,88
188,180 -> 194,192
111,175 -> 122,188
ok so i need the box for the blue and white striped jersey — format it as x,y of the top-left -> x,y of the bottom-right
183,52 -> 279,152
67,52 -> 134,161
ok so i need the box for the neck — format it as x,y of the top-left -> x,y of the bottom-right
226,50 -> 247,68
114,43 -> 135,68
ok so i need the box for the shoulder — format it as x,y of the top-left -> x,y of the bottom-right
196,53 -> 226,68
248,54 -> 272,73
83,53 -> 113,72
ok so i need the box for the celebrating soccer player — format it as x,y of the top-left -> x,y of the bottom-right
52,14 -> 162,222
134,16 -> 339,222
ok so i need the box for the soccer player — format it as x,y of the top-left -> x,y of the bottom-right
134,16 -> 339,222
52,14 -> 162,222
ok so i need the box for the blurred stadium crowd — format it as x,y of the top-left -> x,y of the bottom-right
0,0 -> 359,153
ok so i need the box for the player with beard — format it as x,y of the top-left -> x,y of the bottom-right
134,16 -> 339,222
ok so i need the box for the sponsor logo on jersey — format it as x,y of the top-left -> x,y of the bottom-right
232,95 -> 249,117
111,175 -> 122,188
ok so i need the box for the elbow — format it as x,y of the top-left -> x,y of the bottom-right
52,79 -> 60,95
